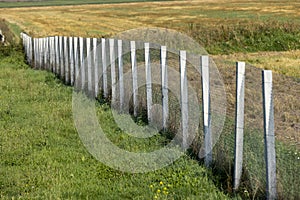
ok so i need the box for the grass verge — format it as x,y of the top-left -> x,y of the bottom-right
0,43 -> 234,199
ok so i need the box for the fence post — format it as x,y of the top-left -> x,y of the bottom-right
79,37 -> 85,90
161,46 -> 168,130
64,36 -> 69,84
38,38 -> 42,69
201,55 -> 212,167
69,37 -> 74,86
49,37 -> 55,73
93,38 -> 99,98
102,38 -> 108,98
55,36 -> 59,75
29,36 -> 33,66
145,42 -> 152,123
131,41 -> 138,117
44,37 -> 49,70
118,40 -> 124,111
262,70 -> 277,200
74,37 -> 79,85
87,38 -> 92,93
233,62 -> 246,190
109,39 -> 116,104
59,36 -> 65,80
180,50 -> 188,149
33,38 -> 37,68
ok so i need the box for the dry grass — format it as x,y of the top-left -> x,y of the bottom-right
214,50 -> 300,78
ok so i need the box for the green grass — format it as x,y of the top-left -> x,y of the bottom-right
0,44 -> 235,199
186,20 -> 300,54
0,0 -> 172,8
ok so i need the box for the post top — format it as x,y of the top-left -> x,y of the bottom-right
263,70 -> 273,83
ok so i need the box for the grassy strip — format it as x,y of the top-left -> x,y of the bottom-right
0,44 -> 234,199
186,20 -> 300,54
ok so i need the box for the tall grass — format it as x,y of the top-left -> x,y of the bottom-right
186,20 -> 300,54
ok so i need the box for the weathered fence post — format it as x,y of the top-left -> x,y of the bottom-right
73,37 -> 79,85
161,46 -> 168,130
233,61 -> 246,190
49,37 -> 55,73
262,70 -> 277,200
93,38 -> 99,98
55,36 -> 59,75
28,35 -> 33,66
79,37 -> 85,90
180,50 -> 188,149
201,55 -> 212,167
118,39 -> 124,111
64,36 -> 69,84
39,38 -> 42,69
109,38 -> 117,104
33,38 -> 37,68
44,37 -> 49,70
102,38 -> 108,98
87,38 -> 92,93
69,37 -> 74,86
59,36 -> 64,80
38,38 -> 44,69
145,42 -> 152,123
131,41 -> 138,117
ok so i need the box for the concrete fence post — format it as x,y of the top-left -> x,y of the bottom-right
79,37 -> 85,90
93,38 -> 99,98
54,36 -> 59,75
130,41 -> 138,117
161,46 -> 168,130
59,36 -> 64,80
233,61 -> 246,190
102,38 -> 108,98
73,37 -> 79,85
87,38 -> 92,93
180,50 -> 188,149
28,36 -> 33,66
262,70 -> 277,200
64,36 -> 69,84
145,42 -> 152,123
69,37 -> 74,86
109,38 -> 116,104
38,38 -> 42,69
49,37 -> 55,73
118,40 -> 124,111
201,55 -> 212,167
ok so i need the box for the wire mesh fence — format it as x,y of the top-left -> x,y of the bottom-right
21,31 -> 299,199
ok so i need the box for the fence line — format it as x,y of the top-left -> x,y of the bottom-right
20,33 -> 277,198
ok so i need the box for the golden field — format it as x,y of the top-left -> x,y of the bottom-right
0,0 -> 299,76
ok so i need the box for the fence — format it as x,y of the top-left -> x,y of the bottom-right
20,32 -> 299,199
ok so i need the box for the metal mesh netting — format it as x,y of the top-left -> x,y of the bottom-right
21,28 -> 300,198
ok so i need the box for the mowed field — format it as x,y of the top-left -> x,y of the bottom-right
0,0 -> 300,37
0,0 -> 299,76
